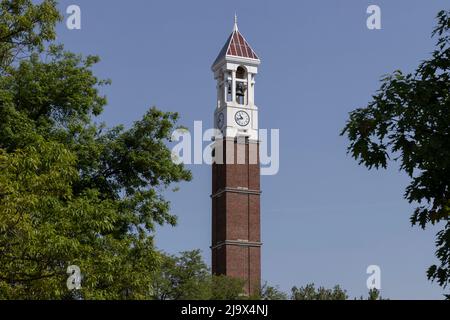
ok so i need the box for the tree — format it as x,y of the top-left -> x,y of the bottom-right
151,250 -> 245,300
357,288 -> 386,300
0,0 -> 61,70
291,283 -> 348,300
0,2 -> 191,299
151,250 -> 211,300
259,282 -> 288,300
367,288 -> 381,300
150,250 -> 372,301
341,10 -> 450,297
210,275 -> 246,300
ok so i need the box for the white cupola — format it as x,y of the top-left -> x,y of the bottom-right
212,15 -> 261,142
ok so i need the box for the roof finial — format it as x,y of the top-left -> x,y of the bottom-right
233,13 -> 238,31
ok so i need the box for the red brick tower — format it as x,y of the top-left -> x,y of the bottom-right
211,16 -> 262,296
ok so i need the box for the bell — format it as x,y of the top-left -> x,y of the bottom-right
236,83 -> 245,97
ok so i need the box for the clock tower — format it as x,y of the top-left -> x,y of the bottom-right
211,16 -> 261,296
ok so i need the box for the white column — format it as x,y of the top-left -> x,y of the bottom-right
224,73 -> 228,103
232,70 -> 236,103
247,72 -> 253,105
216,83 -> 221,108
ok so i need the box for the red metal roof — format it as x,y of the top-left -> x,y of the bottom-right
213,26 -> 259,66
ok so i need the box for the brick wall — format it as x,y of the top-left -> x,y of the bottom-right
211,139 -> 261,295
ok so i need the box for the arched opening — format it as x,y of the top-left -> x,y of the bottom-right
236,66 -> 247,105
236,66 -> 247,79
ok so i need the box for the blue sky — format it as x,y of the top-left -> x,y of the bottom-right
56,0 -> 449,299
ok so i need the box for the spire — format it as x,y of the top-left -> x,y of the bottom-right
233,13 -> 238,32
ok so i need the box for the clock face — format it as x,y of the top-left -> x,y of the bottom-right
235,110 -> 250,127
217,112 -> 224,128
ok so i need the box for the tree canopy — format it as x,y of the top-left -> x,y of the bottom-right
0,0 -> 191,299
342,10 -> 450,297
151,250 -> 247,300
0,0 -> 60,70
291,283 -> 348,300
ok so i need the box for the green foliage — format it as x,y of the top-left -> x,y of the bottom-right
291,283 -> 348,300
341,10 -> 450,296
0,2 -> 191,299
367,288 -> 381,300
210,275 -> 246,300
152,250 -> 211,300
0,138 -> 156,299
151,250 -> 245,300
149,251 -> 386,301
0,0 -> 61,70
259,282 -> 288,300
357,288 -> 386,300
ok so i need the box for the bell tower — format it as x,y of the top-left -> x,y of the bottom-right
211,16 -> 262,296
